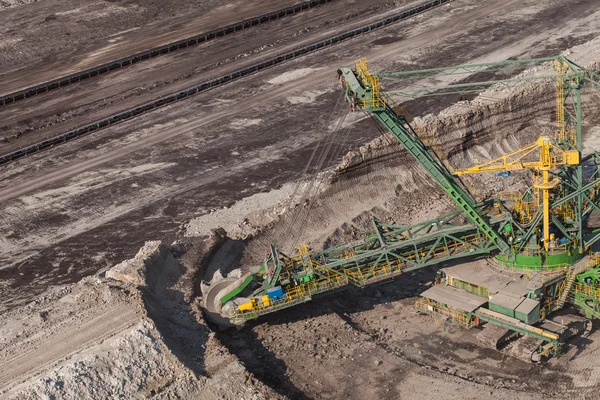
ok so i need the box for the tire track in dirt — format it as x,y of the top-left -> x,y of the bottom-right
0,303 -> 137,392
0,0 -> 337,106
0,130 -> 309,268
0,0 -> 449,163
0,0 -> 532,272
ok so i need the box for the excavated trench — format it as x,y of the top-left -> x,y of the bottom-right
242,75 -> 600,260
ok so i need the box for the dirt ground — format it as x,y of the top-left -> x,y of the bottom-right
0,238 -> 286,399
2,0 -> 600,398
2,0 -> 600,311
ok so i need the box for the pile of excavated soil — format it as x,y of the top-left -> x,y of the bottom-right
184,37 -> 600,270
0,237 -> 283,399
184,182 -> 304,240
252,39 -> 600,256
0,1 -> 38,9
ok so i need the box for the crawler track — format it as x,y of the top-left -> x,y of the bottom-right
0,0 -> 452,166
0,0 -> 336,107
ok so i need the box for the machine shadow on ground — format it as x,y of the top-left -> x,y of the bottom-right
215,326 -> 313,400
554,306 -> 596,361
212,244 -> 597,392
143,250 -> 210,378
213,260 -> 441,399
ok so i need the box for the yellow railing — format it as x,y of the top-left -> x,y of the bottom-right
497,191 -> 521,202
540,269 -> 568,284
232,231 -> 494,319
230,270 -> 349,320
297,242 -> 317,269
588,251 -> 600,267
355,58 -> 386,109
513,189 -> 540,224
515,242 -> 572,257
414,298 -> 479,328
540,298 -> 555,320
554,58 -> 565,138
553,58 -> 577,145
555,203 -> 575,222
573,283 -> 600,300
497,188 -> 576,226
336,233 -> 485,286
448,279 -> 488,297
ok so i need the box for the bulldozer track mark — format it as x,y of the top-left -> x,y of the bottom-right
0,304 -> 137,391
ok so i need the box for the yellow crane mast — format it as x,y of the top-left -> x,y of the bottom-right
454,136 -> 579,251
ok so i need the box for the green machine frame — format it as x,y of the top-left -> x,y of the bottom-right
221,56 -> 600,331
340,56 -> 600,269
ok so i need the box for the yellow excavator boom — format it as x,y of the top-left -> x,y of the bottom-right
454,136 -> 579,176
453,136 -> 579,252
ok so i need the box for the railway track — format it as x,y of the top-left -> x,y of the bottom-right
0,0 -> 336,107
0,0 -> 453,166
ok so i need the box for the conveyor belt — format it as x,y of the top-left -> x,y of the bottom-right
0,0 -> 337,107
0,0 -> 453,165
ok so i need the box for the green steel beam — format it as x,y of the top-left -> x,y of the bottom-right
375,56 -> 600,260
383,77 -> 567,99
564,58 -> 600,89
376,56 -> 588,101
220,273 -> 254,305
339,66 -> 512,256
230,223 -> 497,322
228,215 -> 503,322
264,244 -> 284,289
584,231 -> 600,249
582,193 -> 600,216
575,82 -> 584,250
340,56 -> 600,259
551,215 -> 572,239
318,225 -> 482,269
372,219 -> 387,247
322,211 -> 474,260
474,309 -> 561,353
514,211 -> 543,252
377,57 -> 559,79
552,177 -> 600,207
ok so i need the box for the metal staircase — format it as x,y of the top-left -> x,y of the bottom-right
556,271 -> 577,310
555,257 -> 599,310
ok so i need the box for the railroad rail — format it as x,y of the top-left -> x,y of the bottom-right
0,0 -> 337,107
0,0 -> 452,165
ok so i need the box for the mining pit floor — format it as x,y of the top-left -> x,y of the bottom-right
2,0 -> 600,398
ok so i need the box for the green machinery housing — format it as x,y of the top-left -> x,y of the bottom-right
217,56 -> 600,359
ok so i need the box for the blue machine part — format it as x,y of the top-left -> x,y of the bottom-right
267,286 -> 284,301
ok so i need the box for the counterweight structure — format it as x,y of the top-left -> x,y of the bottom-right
208,56 -> 600,361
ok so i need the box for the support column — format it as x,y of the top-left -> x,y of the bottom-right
543,171 -> 551,252
575,86 -> 584,251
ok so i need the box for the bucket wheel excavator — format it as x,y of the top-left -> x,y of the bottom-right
202,56 -> 600,361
